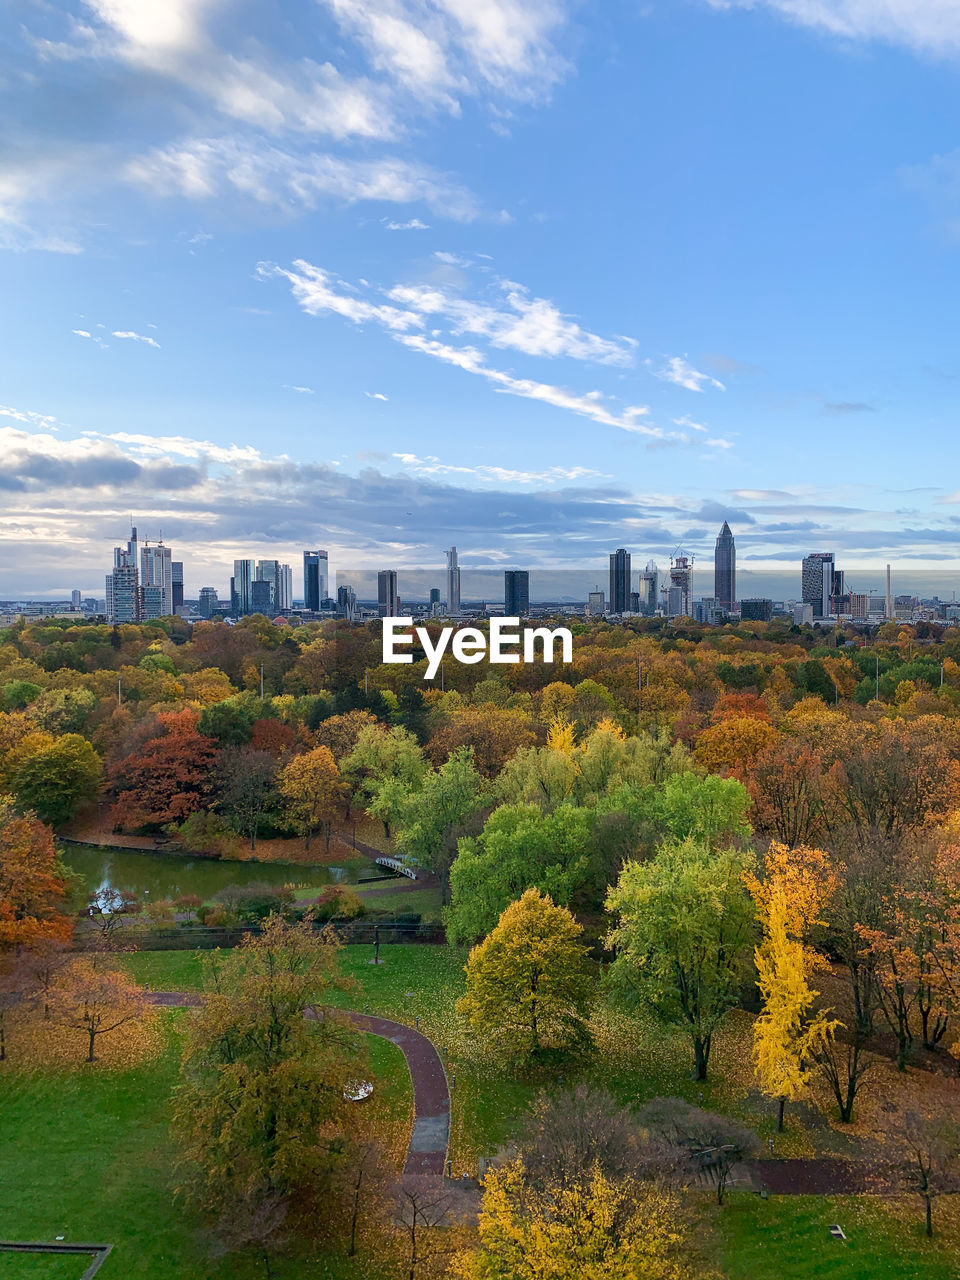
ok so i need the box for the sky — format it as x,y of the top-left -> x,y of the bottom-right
4,0 -> 960,600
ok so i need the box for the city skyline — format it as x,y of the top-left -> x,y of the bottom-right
4,3 -> 960,596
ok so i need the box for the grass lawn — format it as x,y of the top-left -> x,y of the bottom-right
718,1193 -> 960,1279
0,1011 -> 411,1280
0,1257 -> 97,1279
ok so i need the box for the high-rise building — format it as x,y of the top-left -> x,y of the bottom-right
71,589 -> 82,609
587,591 -> 605,616
337,585 -> 357,621
279,564 -> 293,612
609,548 -> 631,614
303,550 -> 328,612
141,542 -> 173,618
714,522 -> 736,611
171,561 -> 184,610
233,559 -> 256,615
198,587 -> 219,618
504,570 -> 530,616
668,556 -> 692,619
378,570 -> 399,618
446,547 -> 461,616
105,526 -> 140,623
256,560 -> 283,612
801,552 -> 835,619
251,579 -> 273,613
639,561 -> 658,615
740,598 -> 773,622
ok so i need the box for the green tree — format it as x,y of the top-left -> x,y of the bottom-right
606,840 -> 756,1080
173,917 -> 361,1268
393,747 -> 487,893
457,888 -> 592,1065
447,803 -> 593,944
342,724 -> 427,837
11,734 -> 102,825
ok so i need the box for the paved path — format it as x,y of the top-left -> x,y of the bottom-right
147,993 -> 449,1178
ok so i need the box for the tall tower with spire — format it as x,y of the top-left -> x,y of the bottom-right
714,521 -> 736,612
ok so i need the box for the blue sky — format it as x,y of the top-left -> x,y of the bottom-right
3,0 -> 960,599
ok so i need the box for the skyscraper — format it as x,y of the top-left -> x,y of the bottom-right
714,522 -> 736,612
171,561 -> 184,611
141,541 -> 173,618
198,587 -> 219,618
105,526 -> 140,623
303,550 -> 328,612
378,570 -> 399,618
639,560 -> 658,615
233,559 -> 256,615
801,552 -> 835,619
446,547 -> 461,616
337,585 -> 357,620
257,560 -> 281,612
504,570 -> 530,616
609,548 -> 631,614
668,555 -> 692,619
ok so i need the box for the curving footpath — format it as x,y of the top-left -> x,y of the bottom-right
147,994 -> 450,1178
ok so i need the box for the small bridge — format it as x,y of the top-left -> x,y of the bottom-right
376,856 -> 418,880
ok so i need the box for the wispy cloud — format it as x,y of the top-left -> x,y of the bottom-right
365,391 -> 389,400
393,452 -> 603,484
283,384 -> 316,394
383,217 -> 430,230
823,400 -> 875,414
648,356 -> 726,393
112,330 -> 161,348
706,0 -> 960,58
72,328 -> 109,349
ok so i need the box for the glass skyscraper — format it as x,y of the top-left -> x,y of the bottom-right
714,522 -> 736,612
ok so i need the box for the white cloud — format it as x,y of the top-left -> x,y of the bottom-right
262,260 -> 423,330
383,217 -> 431,230
672,414 -> 709,432
365,391 -> 390,400
126,139 -> 482,220
0,404 -> 62,431
112,329 -> 161,348
393,451 -> 603,483
649,355 -> 726,393
90,430 -> 262,465
72,328 -> 109,348
283,384 -> 315,394
705,0 -> 960,56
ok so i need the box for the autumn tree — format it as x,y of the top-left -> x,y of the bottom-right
50,958 -> 148,1062
457,889 -> 592,1065
457,1160 -> 687,1280
693,714 -> 778,781
744,843 -> 837,1129
0,801 -> 73,948
109,709 -> 217,830
217,746 -> 278,850
174,917 -> 361,1266
342,725 -> 428,837
894,1108 -> 960,1239
427,704 -> 537,777
278,745 -> 345,850
607,841 -> 756,1080
393,747 -> 488,892
10,733 -> 102,825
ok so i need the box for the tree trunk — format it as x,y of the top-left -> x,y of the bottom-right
87,1028 -> 96,1062
777,1097 -> 786,1132
925,1193 -> 933,1239
692,1035 -> 711,1081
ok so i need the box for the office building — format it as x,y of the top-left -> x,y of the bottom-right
740,598 -> 773,622
639,561 -> 658,615
609,548 -> 631,614
198,587 -> 219,618
714,522 -> 736,611
793,603 -> 814,626
587,591 -> 605,616
256,560 -> 285,613
279,564 -> 293,612
446,547 -> 461,616
337,585 -> 357,621
668,556 -> 692,619
801,552 -> 835,619
141,542 -> 173,618
71,589 -> 81,609
694,597 -> 725,624
232,559 -> 256,615
504,570 -> 530,616
429,588 -> 440,607
172,561 -> 184,611
303,550 -> 328,612
378,570 -> 399,618
105,526 -> 140,623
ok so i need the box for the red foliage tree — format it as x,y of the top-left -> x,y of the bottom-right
0,801 -> 73,948
108,709 -> 218,830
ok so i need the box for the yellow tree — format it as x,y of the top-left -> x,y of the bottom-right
456,889 -> 591,1064
745,843 -> 837,1130
545,714 -> 576,756
50,958 -> 148,1063
456,1160 -> 687,1280
278,745 -> 345,850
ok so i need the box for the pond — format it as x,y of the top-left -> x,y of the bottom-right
60,843 -> 371,908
